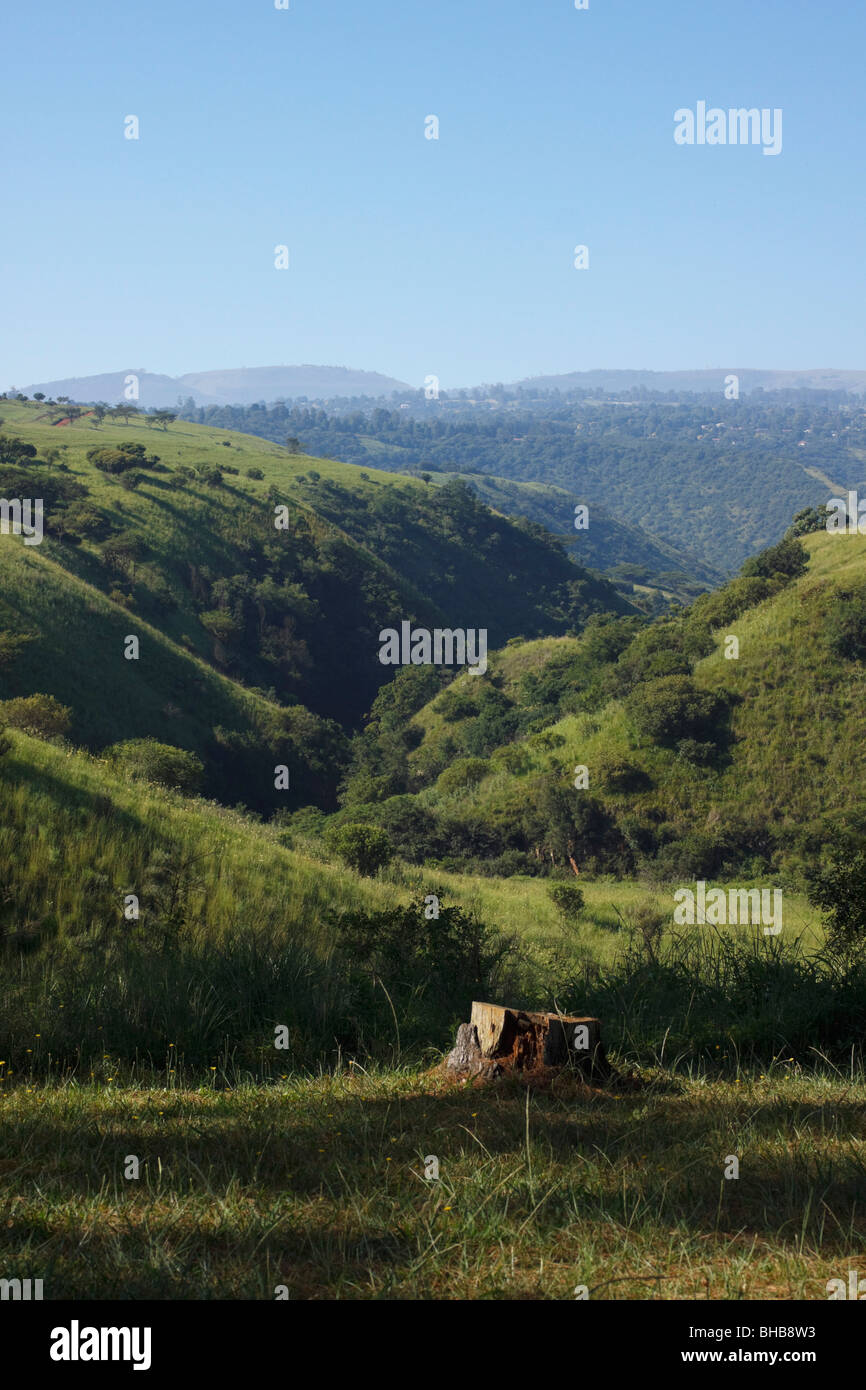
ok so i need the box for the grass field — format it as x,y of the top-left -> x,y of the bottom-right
2,1064 -> 864,1300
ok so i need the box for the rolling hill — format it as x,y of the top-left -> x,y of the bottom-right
334,520 -> 866,880
0,401 -> 631,812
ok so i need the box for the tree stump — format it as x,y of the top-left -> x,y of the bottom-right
445,1002 -> 607,1079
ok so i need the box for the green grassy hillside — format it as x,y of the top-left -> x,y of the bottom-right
335,524 -> 866,879
0,402 -> 631,811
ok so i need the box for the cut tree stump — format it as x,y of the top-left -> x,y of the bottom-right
445,1001 -> 607,1080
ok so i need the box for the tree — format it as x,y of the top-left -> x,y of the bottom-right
625,675 -> 727,746
741,536 -> 808,582
33,393 -> 45,402
325,821 -> 393,876
100,531 -> 147,579
824,584 -> 866,663
806,840 -> 866,953
1,694 -> 72,739
87,442 -> 159,475
286,436 -> 302,454
787,505 -> 831,538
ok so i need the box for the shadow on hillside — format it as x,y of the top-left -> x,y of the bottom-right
1,753 -> 178,860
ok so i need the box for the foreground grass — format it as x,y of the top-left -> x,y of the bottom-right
1,1065 -> 865,1300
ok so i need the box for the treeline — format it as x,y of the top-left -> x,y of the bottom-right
177,396 -> 866,571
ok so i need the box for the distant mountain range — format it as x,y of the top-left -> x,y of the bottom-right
505,368 -> 866,396
15,364 -> 866,408
17,365 -> 412,408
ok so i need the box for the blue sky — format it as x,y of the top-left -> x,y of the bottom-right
2,0 -> 863,389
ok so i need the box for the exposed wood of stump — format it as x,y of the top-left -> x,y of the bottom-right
445,1002 -> 607,1080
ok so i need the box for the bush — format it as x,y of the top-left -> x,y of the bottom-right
436,685 -> 480,722
547,882 -> 585,921
806,840 -> 866,954
621,899 -> 667,963
676,738 -> 718,765
104,738 -> 204,793
625,676 -> 727,747
436,757 -> 489,796
689,576 -> 770,630
325,821 -> 393,876
245,467 -> 265,480
58,501 -> 113,541
787,505 -> 831,538
86,443 -> 159,475
595,756 -> 651,792
824,585 -> 866,663
741,536 -> 808,582
1,694 -> 72,740
328,896 -> 513,1050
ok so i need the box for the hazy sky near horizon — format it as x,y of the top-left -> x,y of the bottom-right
2,0 -> 863,389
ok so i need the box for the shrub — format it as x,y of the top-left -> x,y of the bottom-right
325,821 -> 393,876
58,501 -> 114,541
246,467 -> 265,480
689,576 -> 770,630
436,757 -> 489,796
741,536 -> 808,582
787,505 -> 831,538
676,738 -> 718,765
0,632 -> 34,670
547,882 -> 585,921
806,840 -> 866,954
595,756 -> 651,792
621,898 -> 667,963
824,585 -> 866,663
608,619 -> 715,697
1,694 -> 72,740
86,443 -> 159,475
104,738 -> 204,793
436,685 -> 480,722
195,465 -> 223,486
625,675 -> 727,747
328,896 -> 513,1049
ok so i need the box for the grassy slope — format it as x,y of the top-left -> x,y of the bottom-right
403,529 -> 866,866
9,722 -> 817,973
0,403 -> 432,746
0,403 -> 631,753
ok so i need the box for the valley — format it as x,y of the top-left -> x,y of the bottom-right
0,393 -> 864,1305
